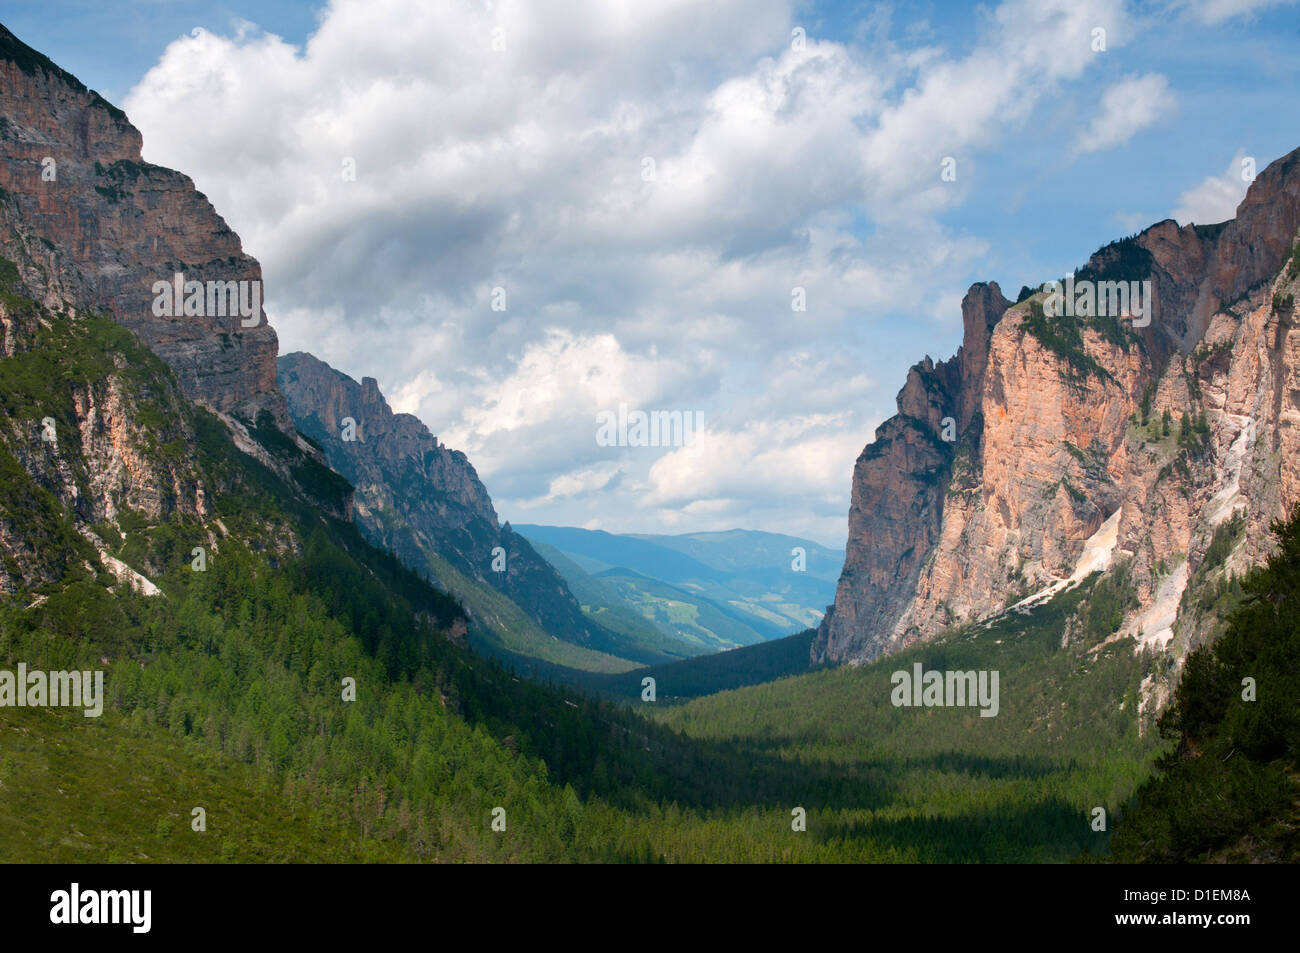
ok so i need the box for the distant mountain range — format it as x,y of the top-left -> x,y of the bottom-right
516,525 -> 843,653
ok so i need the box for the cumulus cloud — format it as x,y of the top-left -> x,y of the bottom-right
644,414 -> 865,507
1077,74 -> 1175,153
123,0 -> 1133,544
520,463 -> 625,507
1171,152 -> 1251,225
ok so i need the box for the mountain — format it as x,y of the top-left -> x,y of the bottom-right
629,528 -> 843,582
523,539 -> 703,661
817,145 -> 1300,717
517,525 -> 729,581
0,27 -> 352,602
277,351 -> 677,670
0,23 -> 348,545
517,525 -> 840,648
1,21 -> 1292,866
0,25 -> 289,433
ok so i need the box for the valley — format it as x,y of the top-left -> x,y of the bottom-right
0,16 -> 1296,871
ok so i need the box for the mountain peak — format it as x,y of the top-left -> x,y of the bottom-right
815,145 -> 1300,672
0,22 -> 291,433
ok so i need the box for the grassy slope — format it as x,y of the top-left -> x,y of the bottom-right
621,529 -> 839,631
0,706 -> 411,862
592,569 -> 779,649
420,548 -> 639,675
523,526 -> 832,639
527,540 -> 704,663
649,574 -> 1166,862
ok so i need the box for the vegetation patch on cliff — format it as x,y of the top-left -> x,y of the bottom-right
1021,298 -> 1114,389
1074,235 -> 1155,286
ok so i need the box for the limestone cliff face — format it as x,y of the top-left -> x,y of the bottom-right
0,24 -> 288,429
277,351 -> 615,649
814,283 -> 1009,664
0,218 -> 247,593
0,24 -> 353,597
816,146 -> 1300,670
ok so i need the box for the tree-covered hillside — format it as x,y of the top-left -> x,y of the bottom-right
1110,510 -> 1300,863
650,570 -> 1167,862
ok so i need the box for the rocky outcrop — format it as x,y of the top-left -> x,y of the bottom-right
0,23 -> 289,430
0,24 -> 359,596
816,146 -> 1300,669
278,351 -> 619,651
814,283 -> 1010,664
278,354 -> 497,525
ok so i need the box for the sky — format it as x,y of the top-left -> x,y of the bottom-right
4,0 -> 1298,547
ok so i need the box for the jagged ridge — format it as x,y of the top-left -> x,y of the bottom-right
817,147 -> 1300,691
277,351 -> 669,667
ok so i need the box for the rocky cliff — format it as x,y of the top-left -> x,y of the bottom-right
816,146 -> 1300,683
0,211 -> 352,595
0,24 -> 288,430
813,282 -> 1010,664
278,351 -> 625,655
0,24 -> 629,664
0,23 -> 354,541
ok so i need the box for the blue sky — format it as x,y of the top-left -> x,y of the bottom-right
4,0 -> 1298,546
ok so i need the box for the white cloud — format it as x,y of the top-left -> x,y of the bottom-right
122,0 -> 1134,540
1171,152 -> 1251,225
1077,74 -> 1175,153
643,414 -> 868,508
388,370 -> 443,416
